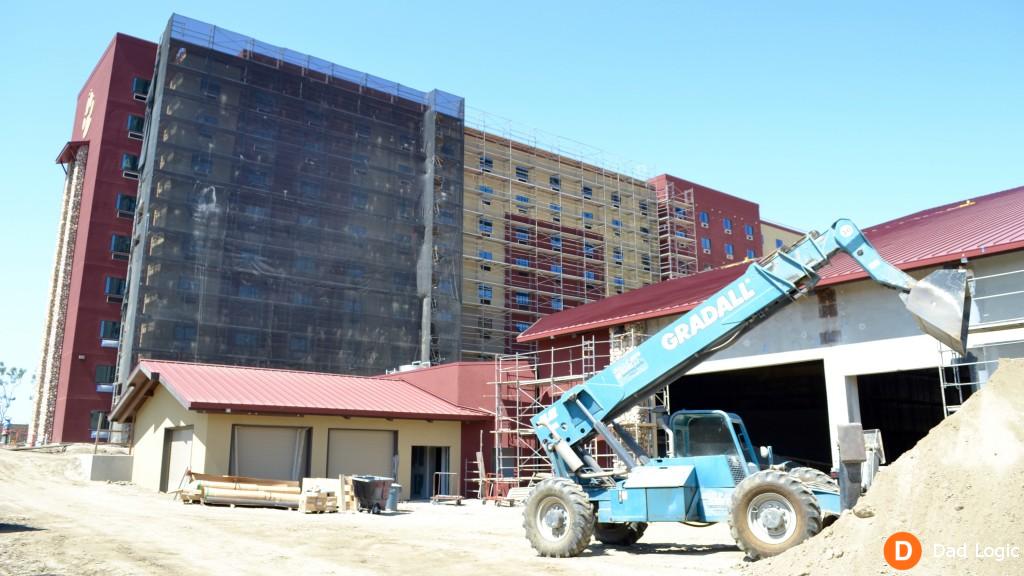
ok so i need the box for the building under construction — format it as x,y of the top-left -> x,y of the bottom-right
116,15 -> 465,380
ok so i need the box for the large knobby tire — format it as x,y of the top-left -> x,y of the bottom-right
523,478 -> 595,557
729,470 -> 822,560
788,467 -> 836,487
594,522 -> 647,546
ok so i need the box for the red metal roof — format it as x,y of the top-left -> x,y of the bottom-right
520,185 -> 1024,342
113,360 -> 490,421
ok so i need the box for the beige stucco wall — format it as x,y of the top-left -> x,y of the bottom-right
130,385 -> 208,491
761,221 -> 803,255
202,413 -> 461,501
130,385 -> 463,501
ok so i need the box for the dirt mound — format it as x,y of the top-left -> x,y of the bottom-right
749,358 -> 1024,576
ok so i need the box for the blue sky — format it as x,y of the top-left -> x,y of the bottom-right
1,1 -> 1021,422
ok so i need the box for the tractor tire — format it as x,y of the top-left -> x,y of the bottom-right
523,478 -> 595,557
594,522 -> 648,546
729,469 -> 822,560
788,467 -> 836,487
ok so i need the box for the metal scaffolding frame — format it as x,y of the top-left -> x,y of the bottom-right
490,329 -> 670,487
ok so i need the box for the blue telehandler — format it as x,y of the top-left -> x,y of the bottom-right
523,219 -> 970,559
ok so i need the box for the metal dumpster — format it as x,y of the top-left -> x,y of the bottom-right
351,475 -> 393,513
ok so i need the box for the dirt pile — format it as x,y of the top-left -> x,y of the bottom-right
749,358 -> 1024,576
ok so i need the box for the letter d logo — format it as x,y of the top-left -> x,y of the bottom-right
884,532 -> 922,570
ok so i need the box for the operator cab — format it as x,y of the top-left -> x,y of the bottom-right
670,410 -> 765,478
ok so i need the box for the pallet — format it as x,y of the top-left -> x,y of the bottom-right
496,487 -> 532,507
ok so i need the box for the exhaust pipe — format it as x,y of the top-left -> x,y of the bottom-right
902,269 -> 971,355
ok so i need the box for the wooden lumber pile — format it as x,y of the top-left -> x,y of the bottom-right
180,472 -> 301,509
339,475 -> 357,512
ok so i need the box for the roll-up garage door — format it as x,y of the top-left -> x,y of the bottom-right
230,425 -> 311,481
327,429 -> 396,478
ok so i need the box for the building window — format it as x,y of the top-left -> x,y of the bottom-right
99,320 -> 120,347
104,276 -> 126,302
514,321 -> 530,333
612,248 -> 623,263
479,218 -> 493,236
746,248 -> 756,259
115,193 -> 136,218
174,324 -> 197,348
723,218 -> 733,234
121,153 -> 140,179
549,175 -> 561,191
514,227 -> 530,242
775,238 -> 784,249
514,257 -> 529,267
200,77 -> 221,99
582,211 -> 594,220
479,184 -> 493,195
699,211 -> 709,227
515,194 -> 531,204
354,124 -> 371,139
478,250 -> 493,261
724,243 -> 735,259
551,297 -> 563,311
126,114 -> 145,139
744,224 -> 755,239
613,276 -> 625,286
639,226 -> 650,236
515,292 -> 530,308
610,194 -> 620,207
238,284 -> 262,299
479,155 -> 493,172
515,166 -> 529,182
584,271 -> 597,280
191,153 -> 212,175
550,236 -> 562,251
477,284 -> 492,305
90,411 -> 110,440
110,234 -> 131,260
639,200 -> 649,216
234,331 -> 259,348
701,237 -> 711,253
675,206 -> 687,219
550,264 -> 562,274
641,254 -> 652,271
289,335 -> 309,353
611,219 -> 622,228
584,242 -> 596,257
95,365 -> 116,393
131,77 -> 151,101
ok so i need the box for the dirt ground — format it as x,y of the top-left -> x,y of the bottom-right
0,449 -> 745,576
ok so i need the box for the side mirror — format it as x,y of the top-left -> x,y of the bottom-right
759,445 -> 774,466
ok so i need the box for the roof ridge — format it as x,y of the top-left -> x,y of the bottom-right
139,358 -> 395,382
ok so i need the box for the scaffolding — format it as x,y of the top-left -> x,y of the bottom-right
460,110 -> 662,360
490,329 -> 670,487
653,177 -> 698,280
938,267 -> 1024,416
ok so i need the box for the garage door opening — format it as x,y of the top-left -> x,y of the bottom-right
327,429 -> 397,478
160,426 -> 193,492
668,361 -> 831,468
857,368 -> 944,462
229,425 -> 311,481
410,446 -> 450,500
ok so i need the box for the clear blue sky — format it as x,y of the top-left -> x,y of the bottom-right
1,1 -> 1021,422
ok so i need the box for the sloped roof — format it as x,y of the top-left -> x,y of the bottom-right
519,185 -> 1024,342
110,360 -> 490,422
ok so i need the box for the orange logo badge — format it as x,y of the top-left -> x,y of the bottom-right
884,532 -> 922,570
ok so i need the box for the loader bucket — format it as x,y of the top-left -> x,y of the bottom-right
902,269 -> 971,355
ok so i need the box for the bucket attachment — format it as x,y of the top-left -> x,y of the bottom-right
902,269 -> 971,354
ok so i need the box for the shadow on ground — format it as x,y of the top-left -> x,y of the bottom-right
0,522 -> 44,534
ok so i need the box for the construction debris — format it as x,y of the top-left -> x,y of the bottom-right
749,359 -> 1024,576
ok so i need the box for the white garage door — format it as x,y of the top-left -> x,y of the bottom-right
161,426 -> 193,492
327,429 -> 395,478
230,425 -> 310,481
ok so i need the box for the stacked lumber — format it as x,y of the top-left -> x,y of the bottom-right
339,475 -> 357,512
180,472 -> 301,509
